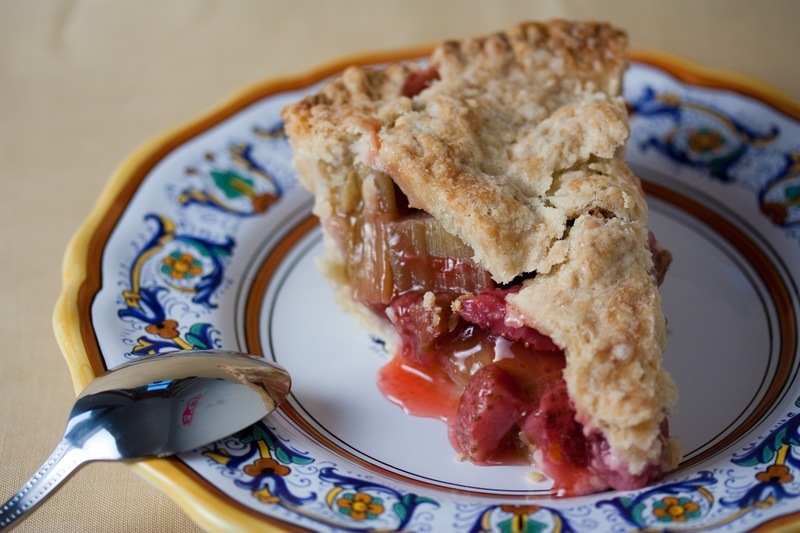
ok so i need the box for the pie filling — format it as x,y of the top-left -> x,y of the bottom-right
329,173 -> 671,496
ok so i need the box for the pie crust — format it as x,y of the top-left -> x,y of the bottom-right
281,20 -> 679,494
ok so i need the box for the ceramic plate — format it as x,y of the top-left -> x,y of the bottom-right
56,48 -> 800,532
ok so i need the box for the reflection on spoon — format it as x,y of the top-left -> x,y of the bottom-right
0,349 -> 291,531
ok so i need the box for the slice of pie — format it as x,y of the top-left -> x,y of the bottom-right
281,20 -> 680,496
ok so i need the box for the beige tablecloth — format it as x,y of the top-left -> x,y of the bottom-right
1,1 -> 797,531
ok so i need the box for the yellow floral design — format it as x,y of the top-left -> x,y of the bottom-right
686,127 -> 726,154
145,319 -> 179,339
653,496 -> 701,523
756,464 -> 794,484
244,457 -> 291,478
336,492 -> 385,521
162,251 -> 203,280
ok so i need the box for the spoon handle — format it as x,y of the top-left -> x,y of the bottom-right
0,439 -> 87,531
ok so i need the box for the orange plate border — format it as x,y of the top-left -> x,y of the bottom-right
53,46 -> 800,531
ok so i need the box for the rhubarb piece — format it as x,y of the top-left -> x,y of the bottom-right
386,214 -> 494,297
456,364 -> 526,463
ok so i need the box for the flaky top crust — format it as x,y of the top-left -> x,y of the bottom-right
508,216 -> 677,474
283,20 -> 638,283
282,21 -> 678,476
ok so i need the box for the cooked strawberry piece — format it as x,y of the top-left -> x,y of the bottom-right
402,66 -> 440,98
523,380 -> 590,470
455,364 -> 526,462
458,290 -> 560,351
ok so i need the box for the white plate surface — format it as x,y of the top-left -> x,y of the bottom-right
79,57 -> 800,531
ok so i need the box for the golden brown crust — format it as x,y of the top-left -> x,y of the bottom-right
507,216 -> 677,474
283,20 -> 633,283
282,20 -> 678,478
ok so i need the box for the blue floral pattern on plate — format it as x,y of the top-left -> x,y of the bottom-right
76,57 -> 800,531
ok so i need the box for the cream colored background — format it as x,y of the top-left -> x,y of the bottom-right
1,1 -> 798,531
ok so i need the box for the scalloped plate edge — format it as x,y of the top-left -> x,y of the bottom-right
52,45 -> 800,531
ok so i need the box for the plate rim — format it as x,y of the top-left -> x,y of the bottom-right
52,45 -> 800,531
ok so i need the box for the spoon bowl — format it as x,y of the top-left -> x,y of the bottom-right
0,349 -> 291,530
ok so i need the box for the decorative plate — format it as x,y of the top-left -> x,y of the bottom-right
55,47 -> 800,532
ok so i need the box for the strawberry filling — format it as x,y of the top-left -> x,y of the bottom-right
455,364 -> 526,463
326,156 -> 670,494
457,288 -> 560,351
401,66 -> 440,98
377,287 -> 668,495
379,287 -> 643,495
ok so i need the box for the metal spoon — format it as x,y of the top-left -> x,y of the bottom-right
0,349 -> 291,531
